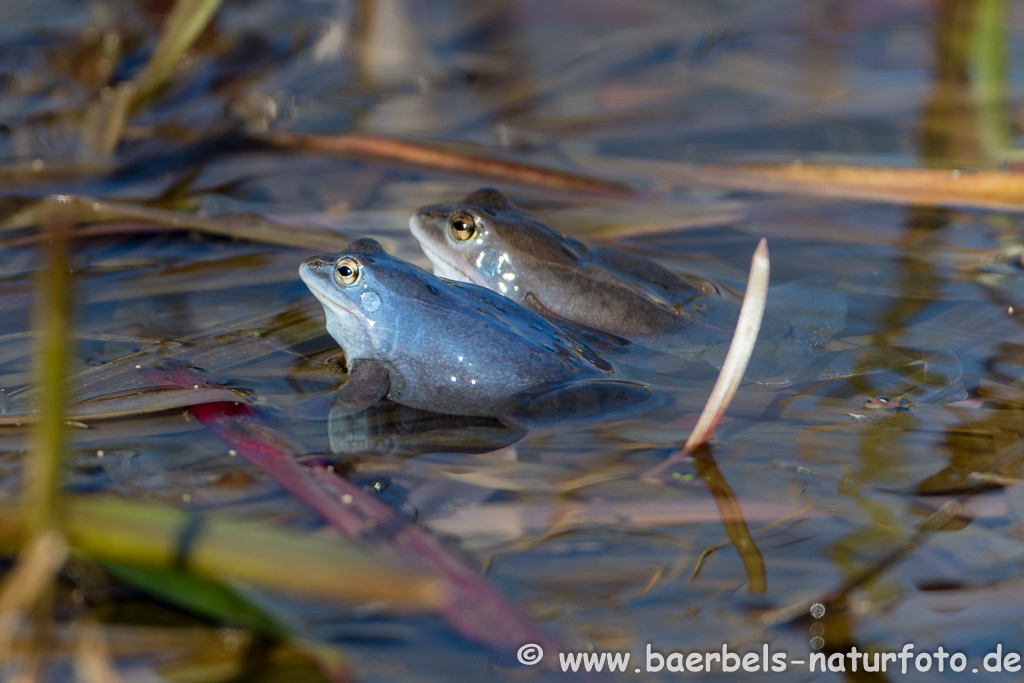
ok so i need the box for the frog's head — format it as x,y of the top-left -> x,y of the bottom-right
409,188 -> 574,299
299,239 -> 399,358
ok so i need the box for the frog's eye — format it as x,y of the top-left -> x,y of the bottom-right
334,257 -> 360,286
449,212 -> 478,241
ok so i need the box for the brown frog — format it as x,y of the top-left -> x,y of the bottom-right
409,188 -> 847,385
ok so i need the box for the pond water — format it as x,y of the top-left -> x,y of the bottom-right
3,0 -> 1024,680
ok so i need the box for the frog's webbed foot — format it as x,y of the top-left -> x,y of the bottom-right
498,379 -> 666,429
799,346 -> 964,402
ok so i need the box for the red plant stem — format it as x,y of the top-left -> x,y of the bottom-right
141,364 -> 561,659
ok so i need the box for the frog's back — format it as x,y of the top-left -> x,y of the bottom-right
486,210 -> 718,337
556,236 -> 722,333
379,272 -> 611,416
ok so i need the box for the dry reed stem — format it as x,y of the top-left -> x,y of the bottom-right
644,238 -> 769,480
261,131 -> 634,195
73,621 -> 124,683
0,531 -> 69,663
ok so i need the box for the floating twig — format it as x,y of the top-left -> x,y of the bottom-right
0,386 -> 250,426
260,130 -> 635,196
0,196 -> 360,251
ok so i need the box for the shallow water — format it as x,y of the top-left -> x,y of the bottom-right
4,0 -> 1024,680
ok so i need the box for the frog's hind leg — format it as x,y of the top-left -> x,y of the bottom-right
498,380 -> 666,429
699,283 -> 849,386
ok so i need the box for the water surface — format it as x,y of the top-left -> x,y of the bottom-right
3,0 -> 1024,680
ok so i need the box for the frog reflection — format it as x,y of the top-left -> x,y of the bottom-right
328,401 -> 525,458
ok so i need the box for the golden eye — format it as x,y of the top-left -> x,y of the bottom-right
449,211 -> 477,241
334,257 -> 360,285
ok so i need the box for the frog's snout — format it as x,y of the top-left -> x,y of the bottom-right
302,255 -> 332,271
411,206 -> 448,226
298,255 -> 335,287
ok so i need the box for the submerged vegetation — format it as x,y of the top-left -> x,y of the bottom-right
3,0 -> 1024,680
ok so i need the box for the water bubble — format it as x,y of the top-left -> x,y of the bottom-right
810,603 -> 826,619
360,291 -> 381,312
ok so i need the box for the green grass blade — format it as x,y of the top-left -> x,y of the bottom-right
971,0 -> 1024,162
24,198 -> 73,536
0,496 -> 446,610
134,0 -> 224,107
101,562 -> 287,639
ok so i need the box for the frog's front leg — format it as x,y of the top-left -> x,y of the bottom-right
270,358 -> 391,420
498,379 -> 665,429
328,358 -> 392,416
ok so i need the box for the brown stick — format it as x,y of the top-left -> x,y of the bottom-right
261,131 -> 635,196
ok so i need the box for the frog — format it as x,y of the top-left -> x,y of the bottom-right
409,188 -> 848,385
298,238 -> 661,428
